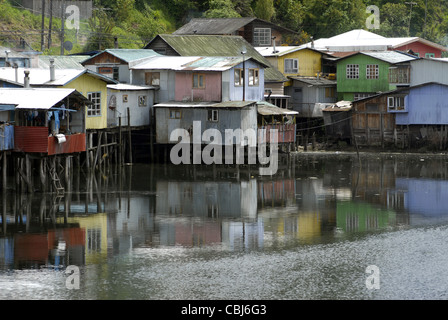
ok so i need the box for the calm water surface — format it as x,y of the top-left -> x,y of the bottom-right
1,153 -> 448,300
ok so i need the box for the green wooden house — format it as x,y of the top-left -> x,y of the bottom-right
336,51 -> 417,101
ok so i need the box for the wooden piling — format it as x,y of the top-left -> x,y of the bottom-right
127,107 -> 132,164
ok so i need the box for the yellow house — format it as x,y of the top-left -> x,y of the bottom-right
58,213 -> 108,265
0,64 -> 117,130
62,70 -> 117,129
256,46 -> 324,86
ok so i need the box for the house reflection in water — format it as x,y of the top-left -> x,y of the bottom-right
393,178 -> 448,226
155,179 -> 260,249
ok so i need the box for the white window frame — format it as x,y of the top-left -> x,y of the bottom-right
387,96 -> 406,111
208,109 -> 219,122
234,68 -> 244,86
138,95 -> 147,107
346,64 -> 359,79
366,64 -> 379,79
248,68 -> 259,86
254,28 -> 272,46
284,59 -> 298,74
87,92 -> 101,117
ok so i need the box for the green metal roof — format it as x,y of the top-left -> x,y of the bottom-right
82,49 -> 161,64
38,55 -> 89,69
146,35 -> 287,83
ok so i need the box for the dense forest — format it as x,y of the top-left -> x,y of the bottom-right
1,0 -> 448,54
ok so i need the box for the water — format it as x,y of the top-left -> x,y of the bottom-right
2,152 -> 448,300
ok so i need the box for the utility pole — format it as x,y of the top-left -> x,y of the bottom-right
48,0 -> 53,49
60,0 -> 66,55
40,0 -> 46,51
405,2 -> 417,37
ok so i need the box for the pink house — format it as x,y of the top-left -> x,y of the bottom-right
175,72 -> 222,102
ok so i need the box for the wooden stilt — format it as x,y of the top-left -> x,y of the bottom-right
127,107 -> 132,164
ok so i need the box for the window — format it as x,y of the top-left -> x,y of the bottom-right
284,59 -> 298,74
145,72 -> 160,86
234,68 -> 244,86
248,68 -> 259,86
389,67 -> 410,84
346,64 -> 359,79
254,28 -> 272,46
169,109 -> 181,119
87,92 -> 101,116
193,73 -> 205,88
122,95 -> 128,103
366,64 -> 379,79
387,96 -> 406,111
113,67 -> 119,81
425,53 -> 435,58
98,67 -> 113,74
138,95 -> 147,107
208,109 -> 218,122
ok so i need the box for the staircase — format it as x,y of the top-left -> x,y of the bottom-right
47,161 -> 64,194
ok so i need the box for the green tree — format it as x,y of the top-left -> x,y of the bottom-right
375,3 -> 408,37
301,0 -> 365,38
232,0 -> 254,17
204,0 -> 241,18
85,9 -> 116,51
254,0 -> 275,21
275,0 -> 304,31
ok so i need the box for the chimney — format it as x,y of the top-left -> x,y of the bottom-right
50,58 -> 55,81
13,63 -> 18,83
311,36 -> 314,49
24,70 -> 30,88
272,36 -> 277,54
114,37 -> 118,49
5,50 -> 10,67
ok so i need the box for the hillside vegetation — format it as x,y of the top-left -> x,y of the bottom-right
1,0 -> 447,54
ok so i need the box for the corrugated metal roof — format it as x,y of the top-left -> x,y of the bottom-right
38,55 -> 89,69
132,55 -> 264,71
360,51 -> 417,64
256,101 -> 298,115
146,35 -> 287,83
107,84 -> 155,91
173,18 -> 297,36
82,49 -> 161,64
173,18 -> 256,35
0,88 -> 87,109
154,100 -> 256,108
0,67 -> 117,86
154,101 -> 217,108
256,46 -> 305,57
131,56 -> 201,70
289,76 -> 337,86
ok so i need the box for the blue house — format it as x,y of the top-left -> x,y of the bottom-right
352,82 -> 448,149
